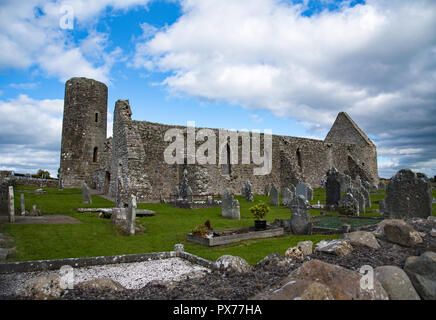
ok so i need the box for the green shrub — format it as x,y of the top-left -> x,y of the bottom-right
249,201 -> 270,221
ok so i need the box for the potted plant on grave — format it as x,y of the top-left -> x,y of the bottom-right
191,220 -> 213,238
250,201 -> 270,231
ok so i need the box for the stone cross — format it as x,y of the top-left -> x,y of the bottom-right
347,187 -> 365,214
20,193 -> 25,216
127,194 -> 137,235
270,185 -> 279,206
289,195 -> 311,235
81,182 -> 92,204
8,186 -> 14,223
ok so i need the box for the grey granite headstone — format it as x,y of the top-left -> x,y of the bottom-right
379,199 -> 385,214
270,185 -> 279,206
222,189 -> 240,220
289,195 -> 311,235
127,194 -> 137,235
296,182 -> 307,199
264,184 -> 269,196
282,187 -> 291,206
378,181 -> 386,191
81,182 -> 92,204
385,169 -> 432,219
360,186 -> 371,208
244,180 -> 254,202
340,174 -> 351,193
307,186 -> 313,201
347,187 -> 365,214
326,167 -> 341,207
8,186 -> 14,223
338,192 -> 359,216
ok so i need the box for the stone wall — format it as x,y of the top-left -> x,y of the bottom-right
108,100 -> 378,202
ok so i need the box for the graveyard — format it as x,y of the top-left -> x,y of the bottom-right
1,172 -> 435,300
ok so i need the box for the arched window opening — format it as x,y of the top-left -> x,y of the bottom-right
95,113 -> 99,123
221,144 -> 231,175
93,147 -> 98,163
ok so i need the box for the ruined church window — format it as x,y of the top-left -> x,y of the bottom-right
93,147 -> 98,162
296,148 -> 302,167
221,144 -> 231,175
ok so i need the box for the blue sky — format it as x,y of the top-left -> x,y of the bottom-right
0,0 -> 435,179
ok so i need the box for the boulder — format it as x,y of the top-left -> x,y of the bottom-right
20,274 -> 64,300
260,259 -> 388,300
75,278 -> 126,292
215,255 -> 251,273
375,266 -> 420,300
297,241 -> 313,256
343,231 -> 381,250
315,239 -> 353,257
404,251 -> 436,300
255,253 -> 293,269
383,220 -> 423,247
257,279 -> 333,300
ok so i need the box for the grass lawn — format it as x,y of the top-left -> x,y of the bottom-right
0,185 -> 408,265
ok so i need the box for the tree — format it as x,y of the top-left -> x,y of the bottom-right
32,169 -> 51,179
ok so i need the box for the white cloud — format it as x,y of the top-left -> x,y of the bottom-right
133,0 -> 436,177
0,0 -> 151,83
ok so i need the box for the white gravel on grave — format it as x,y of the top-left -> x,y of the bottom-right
0,257 -> 211,296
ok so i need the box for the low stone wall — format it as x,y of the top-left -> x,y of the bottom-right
10,177 -> 59,188
0,245 -> 218,274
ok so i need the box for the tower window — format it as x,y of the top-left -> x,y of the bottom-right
95,113 -> 99,123
93,147 -> 98,162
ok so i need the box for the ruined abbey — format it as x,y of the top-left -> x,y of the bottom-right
59,77 -> 379,203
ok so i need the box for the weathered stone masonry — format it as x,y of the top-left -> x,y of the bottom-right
59,77 -> 379,203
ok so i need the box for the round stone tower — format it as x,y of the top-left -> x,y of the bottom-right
60,77 -> 108,188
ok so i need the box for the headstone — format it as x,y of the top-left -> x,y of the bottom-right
244,180 -> 253,202
296,182 -> 307,199
29,205 -> 42,216
363,181 -> 370,194
360,186 -> 371,208
58,178 -> 63,190
264,184 -> 269,196
379,199 -> 385,214
289,195 -> 311,235
222,189 -> 240,220
282,187 -> 291,206
127,195 -> 137,235
8,186 -> 14,223
378,181 -> 386,191
307,186 -> 313,201
338,192 -> 359,216
340,174 -> 351,193
186,186 -> 193,202
354,176 -> 362,189
347,187 -> 365,214
326,167 -> 341,207
20,193 -> 25,216
111,207 -> 127,227
270,185 -> 279,206
173,186 -> 179,201
81,182 -> 92,204
179,169 -> 189,200
385,169 -> 432,219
